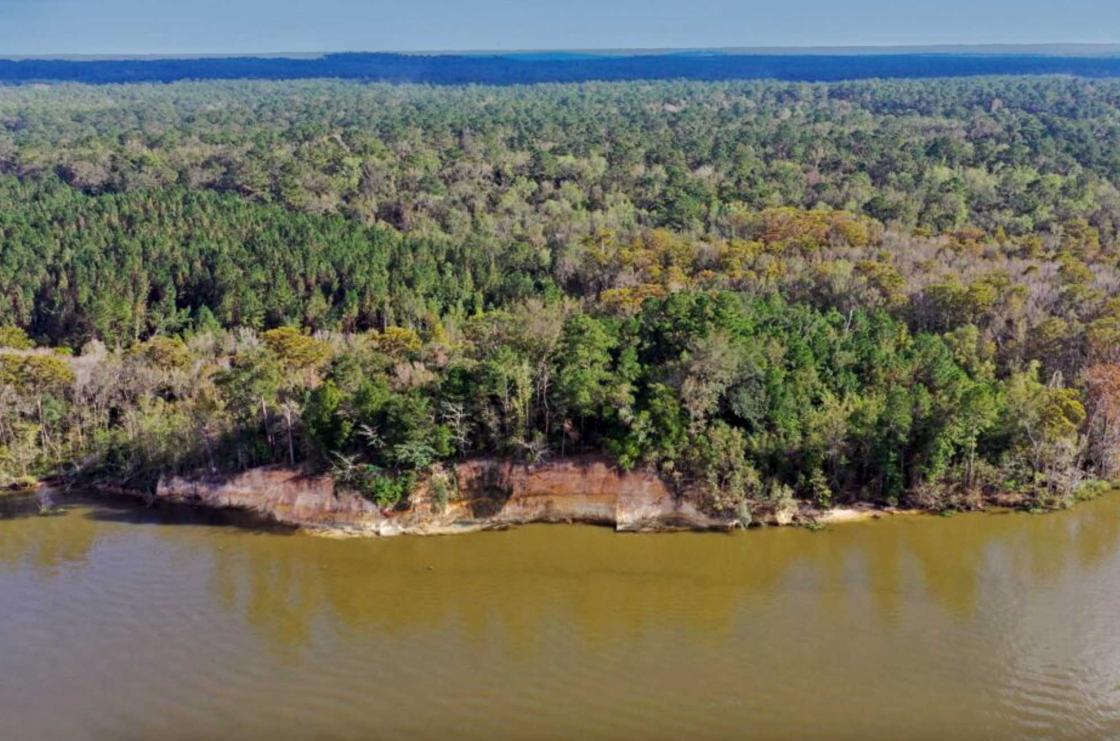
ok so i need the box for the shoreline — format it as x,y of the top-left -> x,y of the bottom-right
0,481 -> 42,498
9,465 -> 1087,536
78,457 -> 1053,537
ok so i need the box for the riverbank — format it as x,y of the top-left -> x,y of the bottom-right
154,457 -> 726,536
0,478 -> 43,498
141,457 -> 960,536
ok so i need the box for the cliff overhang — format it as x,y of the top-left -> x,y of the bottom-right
155,456 -> 740,536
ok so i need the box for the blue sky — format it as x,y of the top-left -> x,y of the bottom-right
2,0 -> 1119,56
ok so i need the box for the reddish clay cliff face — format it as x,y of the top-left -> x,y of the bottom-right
156,466 -> 381,531
156,457 -> 737,535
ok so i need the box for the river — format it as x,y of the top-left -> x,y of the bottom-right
2,491 -> 1120,739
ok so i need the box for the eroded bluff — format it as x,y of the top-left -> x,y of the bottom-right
156,457 -> 737,535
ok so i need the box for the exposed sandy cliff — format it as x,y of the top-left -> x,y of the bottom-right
156,456 -> 738,535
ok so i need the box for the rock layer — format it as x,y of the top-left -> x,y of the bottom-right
156,456 -> 737,536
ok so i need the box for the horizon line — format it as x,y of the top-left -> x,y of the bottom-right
6,42 -> 1120,62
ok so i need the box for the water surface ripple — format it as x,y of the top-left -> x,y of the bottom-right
2,493 -> 1120,739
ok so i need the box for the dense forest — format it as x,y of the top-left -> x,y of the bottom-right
4,76 -> 1120,519
7,78 -> 1120,247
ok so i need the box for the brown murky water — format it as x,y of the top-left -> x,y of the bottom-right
2,492 -> 1120,740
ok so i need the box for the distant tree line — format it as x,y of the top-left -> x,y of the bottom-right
4,52 -> 1120,86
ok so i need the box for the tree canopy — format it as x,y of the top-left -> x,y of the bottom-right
3,75 -> 1120,515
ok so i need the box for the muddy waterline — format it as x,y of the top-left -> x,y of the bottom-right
2,492 -> 1119,739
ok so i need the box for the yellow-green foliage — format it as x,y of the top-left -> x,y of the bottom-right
263,327 -> 333,370
0,327 -> 34,350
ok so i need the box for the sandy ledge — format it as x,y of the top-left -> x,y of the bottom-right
142,458 -> 950,537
